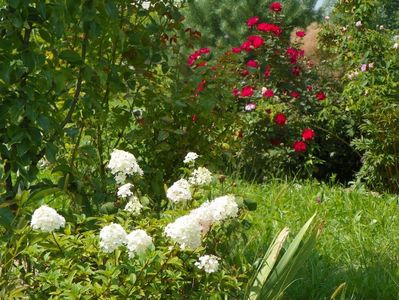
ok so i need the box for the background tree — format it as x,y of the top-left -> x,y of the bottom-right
182,0 -> 323,49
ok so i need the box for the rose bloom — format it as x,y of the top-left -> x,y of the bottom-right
264,65 -> 271,78
232,47 -> 241,53
316,91 -> 327,101
232,88 -> 239,97
306,85 -> 313,91
269,2 -> 282,12
263,89 -> 274,98
241,86 -> 254,97
274,113 -> 287,127
191,114 -> 197,122
257,23 -> 282,36
241,40 -> 252,52
247,16 -> 259,27
241,69 -> 250,76
293,140 -> 307,152
302,128 -> 315,141
296,31 -> 306,37
290,91 -> 300,99
292,66 -> 301,76
199,48 -> 210,54
248,35 -> 264,48
246,60 -> 258,68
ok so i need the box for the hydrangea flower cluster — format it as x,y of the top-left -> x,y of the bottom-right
126,229 -> 153,258
124,196 -> 143,215
183,152 -> 199,164
164,195 -> 239,249
99,223 -> 127,253
195,255 -> 220,273
117,183 -> 134,198
31,205 -> 66,232
189,167 -> 213,186
107,149 -> 143,184
166,179 -> 192,203
164,215 -> 202,249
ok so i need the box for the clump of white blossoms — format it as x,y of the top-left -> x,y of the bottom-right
189,167 -> 213,186
183,152 -> 199,164
117,183 -> 134,198
195,255 -> 220,273
99,223 -> 127,253
166,179 -> 192,203
164,215 -> 202,250
189,195 -> 239,233
31,205 -> 66,232
125,229 -> 153,258
124,196 -> 143,215
107,149 -> 143,184
209,195 -> 239,222
189,201 -> 215,233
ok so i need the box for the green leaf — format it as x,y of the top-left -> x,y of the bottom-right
59,50 -> 82,64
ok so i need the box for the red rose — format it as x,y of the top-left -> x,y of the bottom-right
248,35 -> 264,48
232,47 -> 241,53
293,140 -> 307,152
195,61 -> 207,67
246,60 -> 258,68
316,91 -> 327,101
286,47 -> 304,64
275,113 -> 287,127
232,88 -> 240,97
257,23 -> 282,36
263,89 -> 274,98
241,69 -> 250,76
247,16 -> 259,27
290,91 -> 300,99
270,138 -> 282,146
195,79 -> 206,96
302,128 -> 315,141
241,40 -> 252,52
296,31 -> 306,37
241,86 -> 254,97
264,65 -> 271,78
292,66 -> 301,76
306,85 -> 313,91
199,48 -> 210,54
269,2 -> 282,12
191,114 -> 197,122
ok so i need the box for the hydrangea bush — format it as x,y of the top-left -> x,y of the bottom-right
0,150 -> 253,298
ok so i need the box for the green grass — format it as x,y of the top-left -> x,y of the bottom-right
221,179 -> 399,299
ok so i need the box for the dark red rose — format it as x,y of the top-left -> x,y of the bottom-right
247,16 -> 259,27
296,31 -> 306,37
232,47 -> 241,53
241,86 -> 254,97
316,91 -> 327,101
275,113 -> 287,126
248,35 -> 264,48
246,60 -> 258,68
302,128 -> 315,141
191,114 -> 197,122
290,91 -> 300,99
269,2 -> 282,13
293,140 -> 307,152
263,89 -> 274,98
264,65 -> 271,78
292,66 -> 301,76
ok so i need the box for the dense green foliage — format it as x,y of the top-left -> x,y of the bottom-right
319,0 -> 399,192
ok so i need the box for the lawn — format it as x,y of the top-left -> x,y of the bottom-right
221,180 -> 399,299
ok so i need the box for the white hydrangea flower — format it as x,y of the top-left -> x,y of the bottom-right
183,152 -> 199,164
107,149 -> 143,184
355,21 -> 362,27
125,229 -> 153,258
142,1 -> 151,9
99,223 -> 127,253
31,205 -> 66,232
189,167 -> 213,186
189,201 -> 215,234
124,196 -> 143,215
195,255 -> 220,273
166,179 -> 192,203
208,195 -> 239,222
164,215 -> 202,250
117,183 -> 134,198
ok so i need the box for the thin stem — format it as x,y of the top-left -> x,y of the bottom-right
52,232 -> 65,257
